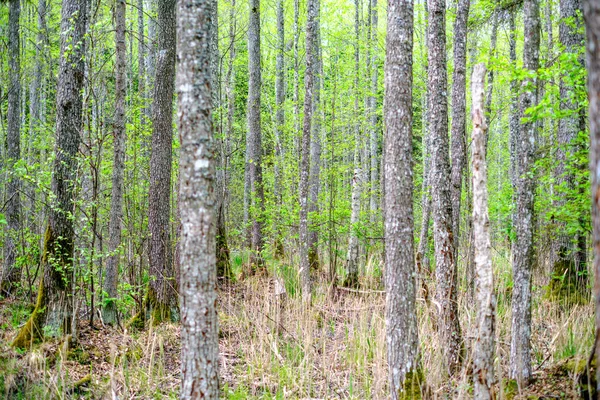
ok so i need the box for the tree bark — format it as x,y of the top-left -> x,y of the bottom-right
246,0 -> 266,267
428,0 -> 462,375
384,1 -> 420,397
177,0 -> 220,395
450,0 -> 469,260
1,0 -> 22,296
369,0 -> 379,221
299,0 -> 317,302
138,0 -> 147,123
483,11 -> 499,156
471,63 -> 496,400
344,0 -> 362,288
148,0 -> 178,324
274,0 -> 285,258
509,9 -> 519,191
510,0 -> 540,386
583,1 -> 600,394
103,0 -> 127,325
12,0 -> 89,347
552,0 -> 587,293
308,0 -> 322,270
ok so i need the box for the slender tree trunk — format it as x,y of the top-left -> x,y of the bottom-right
471,63 -> 496,400
1,0 -> 22,296
483,11 -> 499,156
450,0 -> 469,260
509,10 -> 519,191
274,0 -> 286,258
299,0 -> 317,302
428,0 -> 462,375
293,0 -> 300,159
138,0 -> 146,123
145,0 -> 156,119
13,0 -> 89,347
103,0 -> 127,325
584,2 -> 600,394
552,0 -> 587,293
147,0 -> 178,324
369,0 -> 379,221
308,0 -> 322,270
344,0 -> 362,288
247,0 -> 266,267
177,0 -> 220,395
384,1 -> 420,397
225,0 -> 236,203
510,0 -> 540,386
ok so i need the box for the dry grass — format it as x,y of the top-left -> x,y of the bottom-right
0,249 -> 594,399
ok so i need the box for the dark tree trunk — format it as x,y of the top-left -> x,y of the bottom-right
138,0 -> 147,123
103,0 -> 127,325
274,0 -> 285,258
13,0 -> 89,348
450,0 -> 469,260
177,0 -> 220,395
247,0 -> 266,267
1,0 -> 22,296
147,0 -> 178,324
428,0 -> 462,375
510,0 -> 540,386
384,0 -> 420,397
368,0 -> 379,221
484,11 -> 499,156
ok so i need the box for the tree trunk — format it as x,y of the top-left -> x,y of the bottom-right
274,0 -> 286,258
147,0 -> 178,324
247,0 -> 266,268
510,0 -> 540,386
450,0 -> 469,260
103,0 -> 127,325
368,0 -> 379,221
384,1 -> 420,397
344,0 -> 362,288
138,0 -> 146,123
483,11 -> 499,156
145,0 -> 156,119
177,0 -> 220,395
552,0 -> 587,294
299,0 -> 317,302
308,0 -> 322,270
428,0 -> 462,375
1,0 -> 22,296
471,63 -> 496,400
583,1 -> 600,394
12,0 -> 89,348
293,0 -> 300,160
509,10 -> 519,191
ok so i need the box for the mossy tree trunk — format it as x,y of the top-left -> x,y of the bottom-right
12,0 -> 89,348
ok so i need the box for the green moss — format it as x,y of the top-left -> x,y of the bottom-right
11,280 -> 45,349
502,379 -> 519,399
399,368 -> 425,399
546,257 -> 589,306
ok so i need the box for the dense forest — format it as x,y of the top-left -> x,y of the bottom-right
1,0 -> 600,398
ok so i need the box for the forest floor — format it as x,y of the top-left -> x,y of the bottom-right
0,250 -> 596,399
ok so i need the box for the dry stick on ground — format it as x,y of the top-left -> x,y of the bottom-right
471,62 -> 496,400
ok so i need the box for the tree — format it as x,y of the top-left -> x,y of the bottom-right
385,0 -> 420,396
583,1 -> 600,394
274,0 -> 285,257
147,0 -> 178,323
308,0 -> 322,270
247,0 -> 266,267
428,0 -> 462,375
368,0 -> 379,221
551,0 -> 587,293
103,0 -> 127,325
299,0 -> 318,302
471,63 -> 496,400
13,0 -> 89,347
344,0 -> 362,288
177,0 -> 220,395
510,0 -> 540,386
450,0 -> 469,258
1,0 -> 22,296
